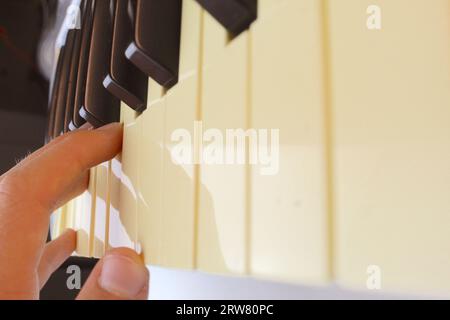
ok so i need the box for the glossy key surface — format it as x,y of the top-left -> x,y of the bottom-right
125,0 -> 182,88
196,0 -> 257,35
104,0 -> 148,112
79,0 -> 120,128
70,0 -> 95,130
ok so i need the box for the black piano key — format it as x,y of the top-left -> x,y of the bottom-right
70,0 -> 95,131
64,1 -> 86,133
104,0 -> 148,112
53,29 -> 77,137
125,0 -> 182,88
46,46 -> 65,142
79,0 -> 120,128
196,0 -> 257,35
64,29 -> 82,132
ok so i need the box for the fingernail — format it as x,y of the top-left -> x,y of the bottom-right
98,254 -> 148,298
96,122 -> 122,132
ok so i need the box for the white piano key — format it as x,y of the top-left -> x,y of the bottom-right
64,199 -> 76,231
92,161 -> 110,257
75,168 -> 95,256
108,155 -> 136,249
158,0 -> 202,269
197,11 -> 249,275
50,207 -> 65,240
249,0 -> 331,283
137,80 -> 165,265
108,104 -> 139,251
329,0 -> 450,294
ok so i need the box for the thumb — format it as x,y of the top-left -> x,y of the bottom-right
77,248 -> 149,300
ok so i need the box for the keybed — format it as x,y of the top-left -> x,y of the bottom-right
47,0 -> 450,295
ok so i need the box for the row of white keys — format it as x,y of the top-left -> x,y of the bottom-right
55,0 -> 450,294
126,0 -> 332,283
54,0 -> 332,286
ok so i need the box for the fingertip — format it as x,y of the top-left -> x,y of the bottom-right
59,228 -> 77,250
98,248 -> 149,299
104,247 -> 147,269
62,228 -> 77,239
96,122 -> 123,133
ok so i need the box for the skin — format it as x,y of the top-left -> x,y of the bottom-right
0,123 -> 149,300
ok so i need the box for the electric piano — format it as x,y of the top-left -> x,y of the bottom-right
48,0 -> 450,295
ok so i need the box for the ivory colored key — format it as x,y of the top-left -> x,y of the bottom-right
249,0 -> 331,284
108,104 -> 139,250
329,0 -> 450,294
125,0 -> 182,88
76,169 -> 96,256
157,0 -> 203,269
196,12 -> 249,275
136,80 -> 165,265
104,0 -> 148,112
107,155 -> 136,249
51,207 -> 65,240
92,161 -> 110,258
64,200 -> 76,231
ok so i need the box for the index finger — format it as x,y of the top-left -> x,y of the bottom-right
1,122 -> 123,214
0,122 -> 122,288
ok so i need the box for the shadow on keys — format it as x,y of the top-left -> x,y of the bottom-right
90,136 -> 229,273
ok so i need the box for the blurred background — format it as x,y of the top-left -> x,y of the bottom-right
0,0 -> 96,300
0,0 -> 49,174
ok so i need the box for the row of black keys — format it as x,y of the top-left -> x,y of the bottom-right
47,0 -> 257,140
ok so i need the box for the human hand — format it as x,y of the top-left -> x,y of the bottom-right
0,123 -> 149,300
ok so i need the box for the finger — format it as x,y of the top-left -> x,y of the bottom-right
0,123 -> 122,286
77,248 -> 149,300
5,122 -> 123,213
11,122 -> 94,172
38,229 -> 76,289
60,170 -> 90,205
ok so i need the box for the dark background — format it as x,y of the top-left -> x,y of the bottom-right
0,0 -> 48,172
0,0 -> 95,300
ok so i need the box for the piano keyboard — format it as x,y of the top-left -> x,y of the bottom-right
48,0 -> 450,295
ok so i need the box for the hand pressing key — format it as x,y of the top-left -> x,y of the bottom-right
0,123 -> 149,300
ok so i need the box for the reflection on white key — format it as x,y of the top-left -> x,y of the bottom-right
197,12 -> 249,275
50,207 -> 63,240
92,161 -> 109,257
64,199 -> 75,230
108,156 -> 136,249
76,168 -> 94,256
